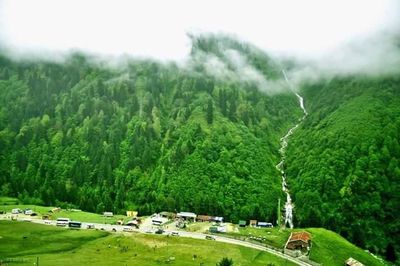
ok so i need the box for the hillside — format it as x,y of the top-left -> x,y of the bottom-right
0,36 -> 301,223
285,76 -> 400,262
0,35 -> 399,264
0,221 -> 297,266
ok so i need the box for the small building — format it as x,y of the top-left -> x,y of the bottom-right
345,257 -> 364,266
152,216 -> 169,226
197,215 -> 212,222
126,211 -> 138,218
239,220 -> 247,227
249,220 -> 257,227
211,216 -> 223,223
257,222 -> 273,228
103,212 -> 113,217
285,231 -> 311,251
177,212 -> 196,222
51,207 -> 61,213
160,211 -> 176,219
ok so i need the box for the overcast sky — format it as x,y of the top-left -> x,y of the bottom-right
0,0 -> 399,61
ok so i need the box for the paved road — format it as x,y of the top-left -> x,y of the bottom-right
1,215 -> 312,266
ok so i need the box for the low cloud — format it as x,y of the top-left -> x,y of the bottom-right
1,0 -> 399,92
186,43 -> 289,94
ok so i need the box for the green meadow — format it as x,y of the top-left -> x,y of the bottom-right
0,221 -> 295,266
228,227 -> 384,266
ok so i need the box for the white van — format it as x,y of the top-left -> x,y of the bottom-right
11,208 -> 21,214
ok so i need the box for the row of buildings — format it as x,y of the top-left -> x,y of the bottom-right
154,211 -> 224,223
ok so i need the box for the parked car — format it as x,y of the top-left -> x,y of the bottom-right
86,224 -> 95,229
11,208 -> 22,214
123,226 -> 134,232
155,228 -> 164,234
170,231 -> 179,236
205,235 -> 216,240
24,209 -> 33,215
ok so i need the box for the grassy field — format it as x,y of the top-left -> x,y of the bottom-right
0,197 -> 19,205
307,228 -> 385,266
0,221 -> 295,266
0,220 -> 108,257
228,226 -> 385,266
0,200 -> 387,266
0,204 -> 127,224
233,227 -> 291,249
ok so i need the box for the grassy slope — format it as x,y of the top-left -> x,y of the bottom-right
0,197 -> 19,205
0,221 -> 295,266
229,227 -> 384,266
0,204 -> 126,224
0,221 -> 108,257
307,228 -> 385,266
0,201 -> 385,265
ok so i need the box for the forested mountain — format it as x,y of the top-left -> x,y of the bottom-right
0,34 -> 399,262
285,76 -> 400,261
0,36 -> 301,223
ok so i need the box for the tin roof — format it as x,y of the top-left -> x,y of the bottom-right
289,231 -> 311,242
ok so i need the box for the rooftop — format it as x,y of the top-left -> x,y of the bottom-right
177,212 -> 196,218
289,231 -> 311,242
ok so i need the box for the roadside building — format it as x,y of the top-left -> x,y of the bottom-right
285,231 -> 311,251
103,212 -> 113,217
211,216 -> 223,223
152,216 -> 169,226
160,211 -> 176,219
51,207 -> 61,213
177,212 -> 197,222
197,215 -> 212,222
126,211 -> 138,218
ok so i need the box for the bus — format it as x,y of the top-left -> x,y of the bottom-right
68,221 -> 82,228
56,218 -> 70,227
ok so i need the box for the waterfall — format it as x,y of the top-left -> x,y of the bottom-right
276,69 -> 307,229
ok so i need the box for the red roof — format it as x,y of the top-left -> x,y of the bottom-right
289,232 -> 311,242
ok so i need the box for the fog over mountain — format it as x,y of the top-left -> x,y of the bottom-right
1,0 -> 399,85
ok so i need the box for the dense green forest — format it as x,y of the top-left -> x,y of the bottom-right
0,36 -> 301,223
0,35 -> 399,262
285,76 -> 400,262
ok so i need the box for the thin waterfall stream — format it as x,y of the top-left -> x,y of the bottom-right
276,69 -> 308,229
